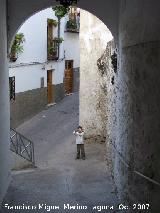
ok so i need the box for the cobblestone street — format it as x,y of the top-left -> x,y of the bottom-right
1,93 -> 120,213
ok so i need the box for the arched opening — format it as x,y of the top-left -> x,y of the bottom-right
2,4 -> 120,211
1,0 -> 160,211
7,0 -> 119,49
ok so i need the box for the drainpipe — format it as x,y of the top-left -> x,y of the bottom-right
57,17 -> 61,59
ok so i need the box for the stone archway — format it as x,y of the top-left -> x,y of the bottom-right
1,0 -> 160,211
7,0 -> 119,49
0,0 -> 119,206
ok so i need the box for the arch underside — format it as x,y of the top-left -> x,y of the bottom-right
7,0 -> 119,49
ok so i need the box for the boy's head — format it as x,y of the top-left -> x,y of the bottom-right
77,126 -> 83,132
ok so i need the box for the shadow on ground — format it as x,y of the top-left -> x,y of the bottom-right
1,93 -> 121,212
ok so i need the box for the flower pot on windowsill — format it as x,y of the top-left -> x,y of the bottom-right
48,19 -> 58,27
10,52 -> 17,62
10,33 -> 25,62
66,20 -> 79,33
66,27 -> 79,33
10,57 -> 17,62
48,56 -> 59,60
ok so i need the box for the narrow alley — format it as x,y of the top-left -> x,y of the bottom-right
1,93 -> 120,212
1,0 -> 160,212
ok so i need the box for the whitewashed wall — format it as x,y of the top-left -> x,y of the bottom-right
79,10 -> 113,139
11,8 -> 65,63
64,31 -> 80,68
10,65 -> 46,93
10,61 -> 65,93
9,8 -> 76,93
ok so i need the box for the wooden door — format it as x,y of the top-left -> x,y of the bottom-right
64,60 -> 73,94
47,70 -> 53,104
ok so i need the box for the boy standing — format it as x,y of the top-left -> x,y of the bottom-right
73,126 -> 85,160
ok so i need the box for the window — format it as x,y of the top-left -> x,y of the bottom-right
66,7 -> 80,32
65,60 -> 73,69
47,19 -> 59,60
9,76 -> 15,100
40,77 -> 44,88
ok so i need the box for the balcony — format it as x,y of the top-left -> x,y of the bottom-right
65,18 -> 80,33
47,39 -> 59,61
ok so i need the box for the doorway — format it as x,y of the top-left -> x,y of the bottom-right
64,60 -> 74,95
47,70 -> 54,104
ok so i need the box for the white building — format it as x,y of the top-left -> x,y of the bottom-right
79,10 -> 114,142
9,7 -> 80,127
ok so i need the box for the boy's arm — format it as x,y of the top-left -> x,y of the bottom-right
73,130 -> 78,135
77,132 -> 84,136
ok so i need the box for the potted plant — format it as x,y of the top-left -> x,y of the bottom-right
48,41 -> 58,60
52,5 -> 69,37
66,19 -> 77,30
53,37 -> 64,43
10,33 -> 25,62
48,46 -> 57,59
52,5 -> 69,20
47,37 -> 64,60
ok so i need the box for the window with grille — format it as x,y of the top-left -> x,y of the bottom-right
66,7 -> 80,32
47,19 -> 59,60
9,76 -> 15,100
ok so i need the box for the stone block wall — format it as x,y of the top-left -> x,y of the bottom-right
114,40 -> 160,211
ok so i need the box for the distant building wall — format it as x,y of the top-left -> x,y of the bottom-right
79,10 -> 113,142
64,29 -> 80,93
11,8 -> 63,63
9,8 -> 80,128
64,32 -> 80,68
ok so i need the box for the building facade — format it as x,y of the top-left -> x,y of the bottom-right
9,7 -> 80,127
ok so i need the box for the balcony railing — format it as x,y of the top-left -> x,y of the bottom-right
47,39 -> 59,61
66,18 -> 80,33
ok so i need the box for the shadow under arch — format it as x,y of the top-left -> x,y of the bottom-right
8,0 -> 119,50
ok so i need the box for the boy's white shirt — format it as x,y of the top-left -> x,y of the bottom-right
73,131 -> 84,144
